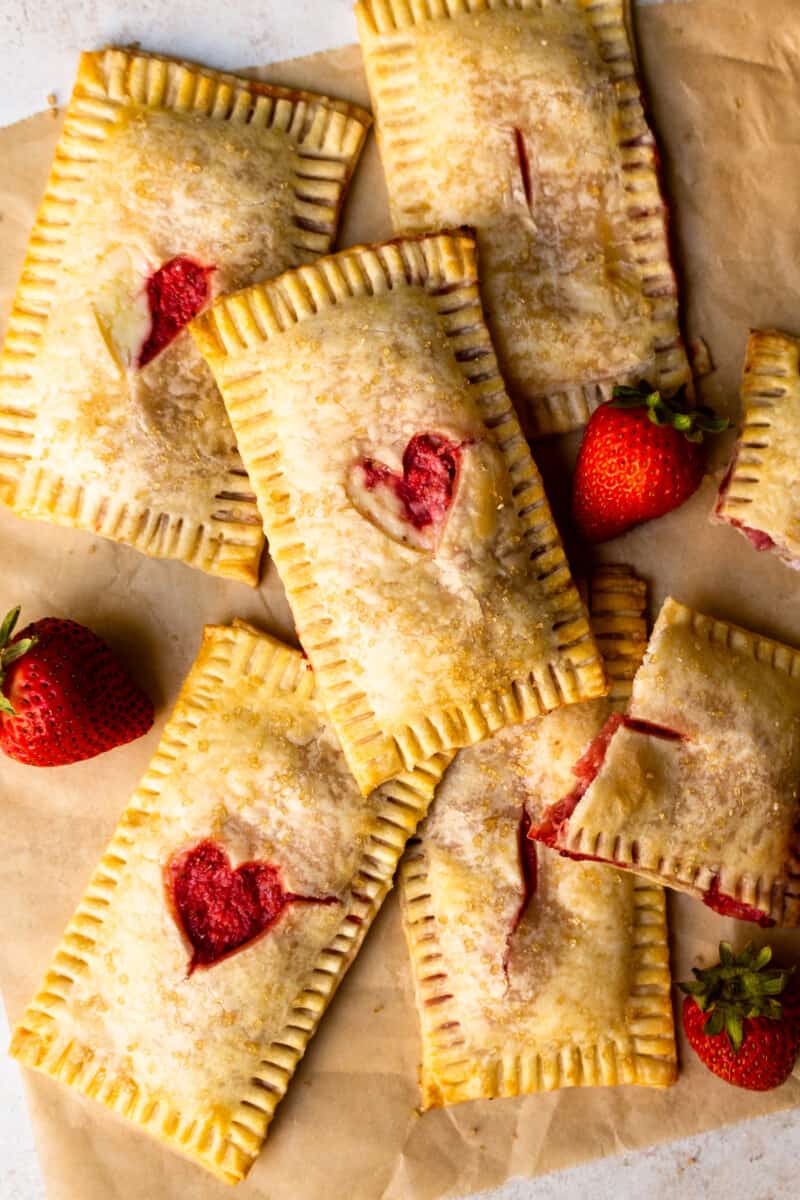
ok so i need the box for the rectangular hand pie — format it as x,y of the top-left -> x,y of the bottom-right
0,48 -> 369,583
356,0 -> 690,436
401,565 -> 676,1107
713,329 -> 800,570
530,596 -> 800,928
191,231 -> 606,796
10,621 -> 448,1183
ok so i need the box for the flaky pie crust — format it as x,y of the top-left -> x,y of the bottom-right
192,231 -> 606,795
0,48 -> 369,583
558,598 -> 800,926
713,329 -> 800,569
355,0 -> 690,436
10,622 -> 448,1183
400,565 -> 675,1107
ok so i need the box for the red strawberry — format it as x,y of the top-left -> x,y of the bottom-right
0,607 -> 154,767
680,941 -> 800,1091
572,382 -> 728,543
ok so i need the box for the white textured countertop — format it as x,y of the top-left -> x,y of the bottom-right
0,1 -> 795,1198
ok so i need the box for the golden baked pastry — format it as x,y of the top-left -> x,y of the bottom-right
356,0 -> 690,435
192,231 -> 606,796
0,48 -> 369,582
714,329 -> 800,570
530,597 -> 800,928
402,566 -> 675,1107
11,621 -> 448,1182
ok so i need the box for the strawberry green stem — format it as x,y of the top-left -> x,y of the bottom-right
679,941 -> 794,1053
0,606 -> 37,718
612,381 -> 729,444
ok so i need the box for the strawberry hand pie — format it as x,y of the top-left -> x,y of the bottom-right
713,329 -> 800,570
402,566 -> 676,1108
0,48 -> 369,583
193,232 -> 605,795
356,0 -> 691,437
530,598 -> 800,928
11,621 -> 448,1182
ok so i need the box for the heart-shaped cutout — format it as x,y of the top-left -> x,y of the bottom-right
167,840 -> 337,973
348,432 -> 462,551
138,255 -> 214,367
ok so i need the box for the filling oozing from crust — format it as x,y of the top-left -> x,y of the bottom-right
138,255 -> 215,367
356,432 -> 461,531
702,876 -> 775,928
167,839 -> 337,972
529,714 -> 686,860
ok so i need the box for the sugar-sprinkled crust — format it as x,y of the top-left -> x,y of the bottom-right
0,48 -> 369,583
400,565 -> 675,1108
355,0 -> 690,436
544,597 -> 800,926
192,230 -> 606,795
713,330 -> 800,570
10,622 -> 448,1183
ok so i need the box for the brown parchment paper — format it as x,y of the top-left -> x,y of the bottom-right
2,5 -> 800,1198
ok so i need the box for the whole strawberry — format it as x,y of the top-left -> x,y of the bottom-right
680,941 -> 800,1091
0,607 -> 154,767
572,382 -> 728,542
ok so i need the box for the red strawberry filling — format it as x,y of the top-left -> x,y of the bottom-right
167,840 -> 337,973
714,458 -> 736,514
622,717 -> 687,741
703,876 -> 775,927
721,514 -> 777,553
529,714 -> 686,859
138,256 -> 214,367
357,433 -> 461,530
